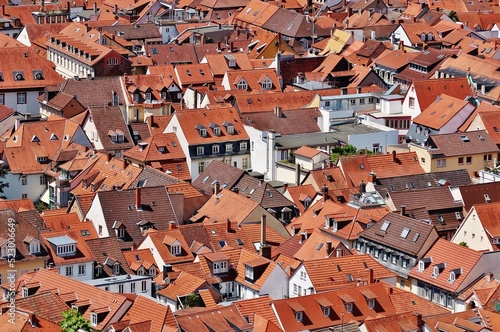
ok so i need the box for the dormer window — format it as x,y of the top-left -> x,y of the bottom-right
117,228 -> 125,239
345,302 -> 353,313
14,71 -> 25,81
50,133 -> 58,140
245,264 -> 254,280
261,77 -> 273,90
295,311 -> 303,321
237,79 -> 248,90
113,263 -> 120,275
418,261 -> 425,271
227,125 -> 234,134
33,70 -> 44,80
171,244 -> 181,255
133,92 -> 140,102
213,127 -> 220,136
0,72 -> 3,81
48,235 -> 77,257
31,135 -> 40,142
449,271 -> 456,282
161,90 -> 167,100
145,92 -> 152,102
91,312 -> 98,326
212,260 -> 228,274
29,240 -> 40,254
368,298 -> 375,308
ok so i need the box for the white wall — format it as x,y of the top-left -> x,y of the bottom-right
261,265 -> 289,299
85,195 -> 110,237
288,265 -> 314,298
347,130 -> 399,153
91,278 -> 153,296
138,236 -> 166,268
451,207 -> 493,252
82,115 -> 104,150
244,125 -> 268,176
16,28 -> 31,46
3,91 -> 43,115
57,262 -> 94,281
2,173 -> 46,202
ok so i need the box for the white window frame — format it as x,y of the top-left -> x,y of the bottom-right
345,302 -> 353,313
240,142 -> 247,150
66,266 -> 73,277
237,79 -> 248,90
91,313 -> 98,326
29,241 -> 40,254
245,265 -> 253,279
141,280 -> 147,292
21,175 -> 27,185
437,159 -> 446,168
130,283 -> 136,293
212,145 -> 219,154
113,264 -> 120,275
197,146 -> 204,155
171,244 -> 181,255
78,264 -> 86,276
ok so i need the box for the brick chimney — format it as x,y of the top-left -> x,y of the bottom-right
400,205 -> 406,216
261,214 -> 266,245
368,172 -> 376,183
392,150 -> 397,163
213,181 -> 220,196
168,221 -> 176,230
326,241 -> 333,257
366,267 -> 374,284
295,163 -> 301,186
487,272 -> 494,282
135,187 -> 142,211
163,264 -> 172,280
226,219 -> 231,233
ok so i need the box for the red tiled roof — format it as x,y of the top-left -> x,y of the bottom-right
410,77 -> 473,112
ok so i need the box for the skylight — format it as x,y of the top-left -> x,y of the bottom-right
400,227 -> 410,239
381,221 -> 390,232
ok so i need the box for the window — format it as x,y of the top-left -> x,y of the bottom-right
240,142 -> 248,150
225,143 -> 233,153
391,255 -> 398,264
242,157 -> 248,169
293,283 -> 297,294
484,154 -> 492,161
261,79 -> 272,90
245,265 -> 254,280
199,128 -> 207,137
78,264 -> 85,276
29,241 -> 40,254
66,266 -> 73,277
213,127 -> 220,136
91,313 -> 98,326
350,99 -> 356,106
145,92 -> 151,101
21,175 -> 27,185
368,97 -> 375,103
17,92 -> 26,104
141,280 -> 147,292
22,193 -> 28,199
449,272 -> 456,282
437,159 -> 446,168
113,264 -> 120,275
0,94 -> 4,105
466,156 -> 472,164
421,157 -> 426,164
401,228 -> 410,238
130,283 -> 136,293
227,125 -> 234,134
113,58 -> 118,65
458,157 -> 464,165
345,302 -> 353,313
295,311 -> 303,321
170,244 -> 181,255
213,261 -> 228,274
402,259 -> 408,268
118,284 -> 124,293
198,162 -> 205,174
323,306 -> 330,316
237,80 -> 248,90
212,145 -> 219,154
409,97 -> 415,108
418,261 -> 425,271
382,251 -> 388,261
197,146 -> 204,155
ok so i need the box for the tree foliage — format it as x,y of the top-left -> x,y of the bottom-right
0,168 -> 9,199
182,293 -> 202,308
60,309 -> 92,332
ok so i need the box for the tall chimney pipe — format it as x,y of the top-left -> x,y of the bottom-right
135,187 -> 142,210
261,214 -> 266,245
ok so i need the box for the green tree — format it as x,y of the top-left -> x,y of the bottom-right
60,309 -> 92,332
182,293 -> 202,308
0,168 -> 9,199
459,241 -> 468,247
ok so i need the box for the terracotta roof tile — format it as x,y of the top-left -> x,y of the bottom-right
143,229 -> 195,265
426,130 -> 498,157
123,295 -> 174,331
60,76 -> 127,109
272,283 -> 396,331
175,304 -> 252,331
241,108 -> 321,135
413,94 -> 471,130
409,77 -> 473,112
410,238 -> 482,293
384,283 -> 450,317
192,160 -> 245,196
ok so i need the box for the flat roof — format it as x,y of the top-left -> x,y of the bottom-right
84,274 -> 152,286
322,93 -> 374,100
46,235 -> 77,246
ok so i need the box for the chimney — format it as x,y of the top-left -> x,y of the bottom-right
326,241 -> 333,257
260,243 -> 271,259
130,243 -> 137,250
400,205 -> 406,216
366,267 -> 374,284
226,219 -> 231,233
106,153 -> 112,163
213,181 -> 220,196
368,172 -> 376,183
67,1 -> 70,11
347,7 -> 352,17
135,187 -> 142,211
260,214 -> 266,245
163,264 -> 172,280
295,163 -> 301,186
123,158 -> 128,169
389,286 -> 393,294
283,183 -> 288,192
229,41 -> 234,52
414,313 -> 423,330
399,40 -> 404,50
487,272 -> 494,283
274,106 -> 282,118
113,4 -> 118,14
1,5 -> 4,16
232,187 -> 239,194
93,1 -> 97,13
217,41 -> 221,51
392,150 -> 396,163
299,232 -> 306,243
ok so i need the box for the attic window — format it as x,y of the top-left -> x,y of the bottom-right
460,135 -> 470,142
186,70 -> 191,76
13,71 -> 25,81
359,164 -> 365,170
0,72 -> 3,81
50,133 -> 59,140
31,135 -> 40,142
437,215 -> 445,225
152,48 -> 158,54
33,70 -> 44,80
455,212 -> 461,220
412,233 -> 420,242
203,176 -> 210,183
380,220 -> 390,232
400,227 -> 410,239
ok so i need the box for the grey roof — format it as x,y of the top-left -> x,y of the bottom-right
359,212 -> 437,257
46,235 -> 77,246
274,123 -> 384,149
192,160 -> 245,196
321,93 -> 375,101
84,274 -> 151,286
